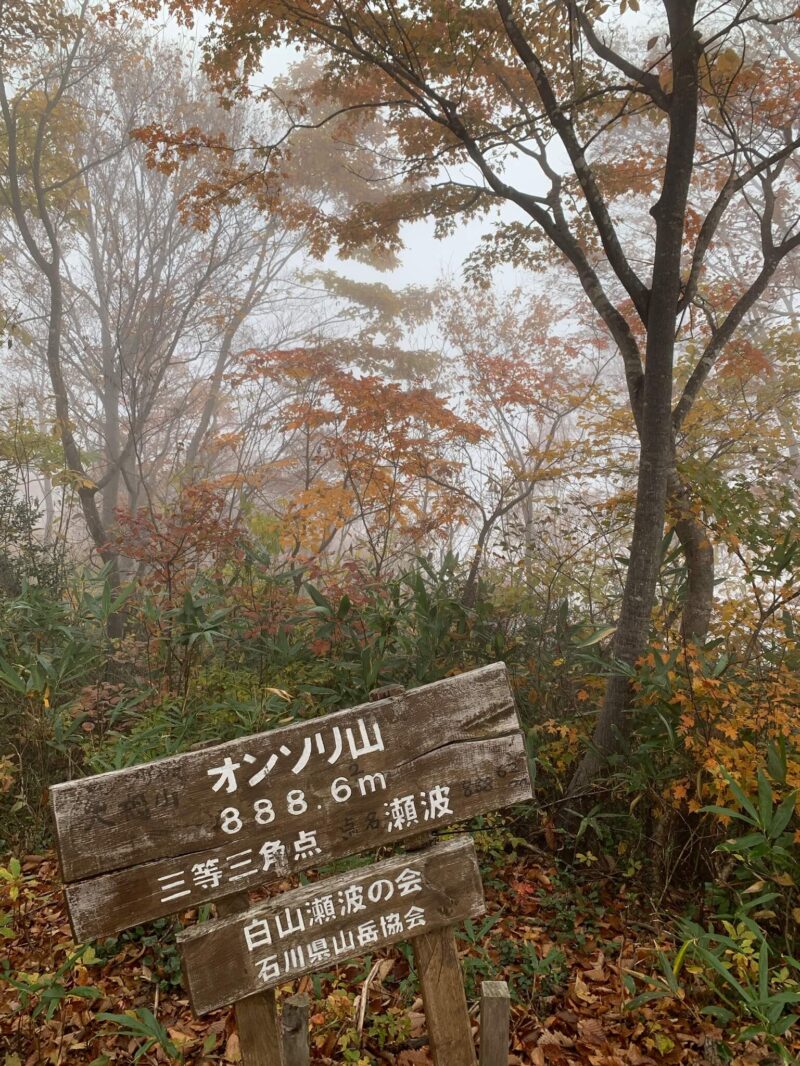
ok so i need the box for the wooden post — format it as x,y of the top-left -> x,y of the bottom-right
413,925 -> 477,1066
389,677 -> 477,1066
216,891 -> 284,1066
479,981 -> 510,1066
281,992 -> 310,1066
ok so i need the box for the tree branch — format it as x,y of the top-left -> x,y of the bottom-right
570,0 -> 670,111
673,231 -> 800,430
494,0 -> 650,322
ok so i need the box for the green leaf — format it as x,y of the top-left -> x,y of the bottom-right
769,791 -> 797,840
304,582 -> 332,612
717,832 -> 766,851
759,939 -> 768,1002
774,1012 -> 799,1035
757,771 -> 774,830
110,583 -> 136,614
0,660 -> 26,693
767,738 -> 788,785
700,804 -> 752,824
574,625 -> 616,648
712,653 -> 729,677
721,769 -> 760,824
692,944 -> 749,1001
70,985 -> 101,999
700,1006 -> 734,1023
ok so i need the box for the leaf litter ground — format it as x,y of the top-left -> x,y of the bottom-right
1,851 -> 795,1065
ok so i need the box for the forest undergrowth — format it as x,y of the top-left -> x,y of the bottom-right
1,475 -> 799,1064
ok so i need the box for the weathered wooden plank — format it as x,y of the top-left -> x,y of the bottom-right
479,981 -> 510,1066
281,993 -> 310,1066
413,926 -> 477,1066
178,835 -> 485,1016
55,665 -> 532,942
52,663 -> 519,883
216,891 -> 284,1066
63,732 -> 526,942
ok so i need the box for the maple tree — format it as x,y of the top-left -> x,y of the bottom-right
0,0 -> 65,59
137,0 -> 800,801
231,344 -> 482,573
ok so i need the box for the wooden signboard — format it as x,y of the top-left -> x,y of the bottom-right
51,662 -> 532,1066
50,662 -> 530,942
178,835 -> 485,1015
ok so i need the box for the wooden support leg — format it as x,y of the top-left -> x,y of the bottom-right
479,981 -> 510,1066
217,892 -> 284,1066
413,926 -> 477,1066
282,992 -> 310,1066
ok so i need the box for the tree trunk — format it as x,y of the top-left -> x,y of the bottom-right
462,521 -> 491,609
674,513 -> 714,640
667,467 -> 715,641
565,1 -> 701,805
100,316 -> 121,531
47,264 -> 124,639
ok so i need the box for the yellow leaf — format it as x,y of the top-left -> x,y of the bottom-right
167,1029 -> 192,1048
654,1033 -> 675,1053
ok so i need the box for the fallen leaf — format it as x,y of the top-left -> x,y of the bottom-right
224,1032 -> 241,1062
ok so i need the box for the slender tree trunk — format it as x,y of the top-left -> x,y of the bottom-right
462,521 -> 491,609
84,197 -> 122,533
0,51 -> 124,638
100,318 -> 121,531
565,1 -> 701,803
183,318 -> 240,474
47,264 -> 124,638
184,243 -> 271,476
665,467 -> 715,640
673,501 -> 714,641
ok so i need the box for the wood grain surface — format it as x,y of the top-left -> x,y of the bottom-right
177,835 -> 485,1015
51,664 -> 531,941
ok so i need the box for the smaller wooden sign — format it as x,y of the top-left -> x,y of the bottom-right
178,835 -> 485,1016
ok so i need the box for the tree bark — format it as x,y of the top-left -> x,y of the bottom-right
673,509 -> 714,641
664,467 -> 715,641
462,521 -> 491,609
565,0 -> 701,804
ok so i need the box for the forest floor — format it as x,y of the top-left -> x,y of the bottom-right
1,849 -> 794,1066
